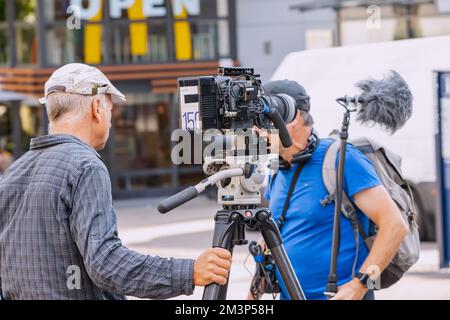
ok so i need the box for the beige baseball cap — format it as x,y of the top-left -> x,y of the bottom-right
39,63 -> 126,105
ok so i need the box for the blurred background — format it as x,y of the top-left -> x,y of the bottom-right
1,0 -> 450,299
0,0 -> 449,197
0,0 -> 449,234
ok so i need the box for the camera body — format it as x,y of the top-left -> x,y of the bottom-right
178,66 -> 296,157
175,67 -> 295,207
178,67 -> 267,131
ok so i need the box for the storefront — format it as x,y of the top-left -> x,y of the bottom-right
0,0 -> 237,197
0,91 -> 46,173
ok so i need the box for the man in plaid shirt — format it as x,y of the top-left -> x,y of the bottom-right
0,63 -> 231,300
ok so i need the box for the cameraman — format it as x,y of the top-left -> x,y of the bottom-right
0,63 -> 231,300
249,80 -> 408,300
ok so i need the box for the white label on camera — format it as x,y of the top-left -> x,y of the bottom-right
180,85 -> 201,130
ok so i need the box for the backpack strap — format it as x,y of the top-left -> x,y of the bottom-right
277,162 -> 306,230
320,139 -> 368,277
320,140 -> 358,220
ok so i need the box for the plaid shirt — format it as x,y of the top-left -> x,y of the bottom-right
0,134 -> 194,300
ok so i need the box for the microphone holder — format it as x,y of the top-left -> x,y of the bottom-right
325,98 -> 357,299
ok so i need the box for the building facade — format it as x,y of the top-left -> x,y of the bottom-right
0,0 -> 237,197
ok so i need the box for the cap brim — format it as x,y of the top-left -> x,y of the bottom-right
107,83 -> 126,104
40,83 -> 126,105
111,95 -> 126,105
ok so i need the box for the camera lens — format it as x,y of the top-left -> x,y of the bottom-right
261,94 -> 297,124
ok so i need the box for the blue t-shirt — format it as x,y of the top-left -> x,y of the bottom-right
265,138 -> 381,300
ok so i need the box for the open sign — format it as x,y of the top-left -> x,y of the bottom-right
70,0 -> 200,20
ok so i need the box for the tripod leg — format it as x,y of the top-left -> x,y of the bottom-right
269,245 -> 305,300
258,210 -> 306,300
202,211 -> 236,300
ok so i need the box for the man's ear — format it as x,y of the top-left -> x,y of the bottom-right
91,97 -> 102,123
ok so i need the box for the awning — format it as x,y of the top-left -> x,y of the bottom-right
0,90 -> 38,105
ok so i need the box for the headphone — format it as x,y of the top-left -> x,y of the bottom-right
277,128 -> 320,170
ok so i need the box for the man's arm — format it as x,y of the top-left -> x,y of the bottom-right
69,165 -> 231,299
332,185 -> 408,300
69,165 -> 194,299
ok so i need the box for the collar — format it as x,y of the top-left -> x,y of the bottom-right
30,134 -> 103,160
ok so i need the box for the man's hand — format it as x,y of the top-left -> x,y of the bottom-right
193,248 -> 232,286
330,278 -> 368,300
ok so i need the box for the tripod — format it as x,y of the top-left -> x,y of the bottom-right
158,160 -> 306,300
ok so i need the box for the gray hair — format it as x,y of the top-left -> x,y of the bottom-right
45,92 -> 107,130
298,110 -> 314,127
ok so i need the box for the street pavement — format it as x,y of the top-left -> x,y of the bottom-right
115,196 -> 450,300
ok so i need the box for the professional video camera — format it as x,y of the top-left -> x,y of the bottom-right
158,67 -> 305,301
178,67 -> 296,139
173,67 -> 298,208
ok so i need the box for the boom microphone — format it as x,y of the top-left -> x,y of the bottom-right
337,70 -> 413,134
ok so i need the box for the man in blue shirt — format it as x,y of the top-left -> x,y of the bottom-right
251,80 -> 408,300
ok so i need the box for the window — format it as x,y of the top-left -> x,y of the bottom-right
218,19 -> 230,57
0,1 -> 8,65
191,21 -> 217,60
111,22 -> 169,64
173,20 -> 231,61
0,0 -> 38,66
46,25 -> 105,65
41,0 -> 233,65
172,0 -> 231,61
15,0 -> 37,65
43,0 -> 108,65
43,0 -> 74,23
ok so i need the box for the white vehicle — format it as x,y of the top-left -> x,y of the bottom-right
271,35 -> 450,240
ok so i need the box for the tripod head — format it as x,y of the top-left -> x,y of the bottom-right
157,153 -> 277,214
158,127 -> 280,213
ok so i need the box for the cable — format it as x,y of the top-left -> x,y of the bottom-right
248,241 -> 280,300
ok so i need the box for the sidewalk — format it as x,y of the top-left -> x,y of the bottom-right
375,242 -> 450,300
116,197 -> 450,300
